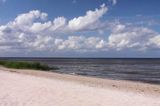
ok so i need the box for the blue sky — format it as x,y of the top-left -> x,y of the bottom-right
1,0 -> 160,22
0,0 -> 160,57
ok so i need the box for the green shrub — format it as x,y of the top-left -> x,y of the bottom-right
0,61 -> 55,71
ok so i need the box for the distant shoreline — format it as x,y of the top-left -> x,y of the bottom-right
1,57 -> 160,59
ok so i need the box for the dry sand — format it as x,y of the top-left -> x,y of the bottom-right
0,67 -> 160,106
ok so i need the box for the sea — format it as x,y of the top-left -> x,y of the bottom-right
1,57 -> 160,84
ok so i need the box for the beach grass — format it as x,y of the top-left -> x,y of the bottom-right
0,60 -> 56,71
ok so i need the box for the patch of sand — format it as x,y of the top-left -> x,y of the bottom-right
0,69 -> 160,106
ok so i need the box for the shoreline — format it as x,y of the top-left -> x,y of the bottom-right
0,67 -> 160,106
0,66 -> 160,97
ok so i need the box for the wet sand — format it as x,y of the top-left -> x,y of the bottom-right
0,67 -> 160,106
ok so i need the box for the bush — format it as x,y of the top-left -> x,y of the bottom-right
0,61 -> 55,71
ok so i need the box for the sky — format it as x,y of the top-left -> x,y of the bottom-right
0,0 -> 160,57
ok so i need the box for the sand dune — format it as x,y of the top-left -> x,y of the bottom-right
0,69 -> 160,106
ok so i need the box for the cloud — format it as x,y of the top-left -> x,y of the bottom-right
107,22 -> 160,51
149,35 -> 160,48
8,4 -> 107,34
50,17 -> 67,31
14,10 -> 47,28
109,0 -> 117,5
0,3 -> 160,55
68,4 -> 108,31
0,4 -> 108,53
55,36 -> 107,51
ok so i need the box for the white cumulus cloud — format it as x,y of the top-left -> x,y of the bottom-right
108,22 -> 160,51
68,4 -> 108,31
0,3 -> 160,55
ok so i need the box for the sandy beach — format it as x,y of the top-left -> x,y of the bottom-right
0,67 -> 160,106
